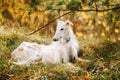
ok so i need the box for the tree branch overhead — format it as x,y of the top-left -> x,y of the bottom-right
29,6 -> 120,35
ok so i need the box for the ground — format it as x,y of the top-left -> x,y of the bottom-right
0,27 -> 120,80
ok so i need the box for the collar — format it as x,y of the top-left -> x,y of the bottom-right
66,37 -> 70,43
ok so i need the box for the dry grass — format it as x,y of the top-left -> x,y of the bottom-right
0,26 -> 120,80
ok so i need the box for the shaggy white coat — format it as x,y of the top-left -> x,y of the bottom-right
11,20 -> 86,65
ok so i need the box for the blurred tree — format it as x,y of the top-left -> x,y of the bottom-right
0,0 -> 120,41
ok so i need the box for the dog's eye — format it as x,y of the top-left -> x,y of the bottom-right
60,28 -> 64,31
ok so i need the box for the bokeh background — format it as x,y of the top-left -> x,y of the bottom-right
0,0 -> 120,80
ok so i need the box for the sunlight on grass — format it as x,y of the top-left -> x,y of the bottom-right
0,27 -> 120,80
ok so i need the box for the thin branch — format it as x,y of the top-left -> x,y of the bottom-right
77,6 -> 120,12
52,6 -> 120,12
95,2 -> 98,11
28,11 -> 72,35
28,6 -> 120,35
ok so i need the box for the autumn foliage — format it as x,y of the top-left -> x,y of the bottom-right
0,0 -> 120,80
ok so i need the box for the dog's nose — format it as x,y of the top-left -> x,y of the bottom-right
53,38 -> 58,41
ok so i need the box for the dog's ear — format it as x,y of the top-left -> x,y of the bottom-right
56,19 -> 65,27
65,20 -> 73,26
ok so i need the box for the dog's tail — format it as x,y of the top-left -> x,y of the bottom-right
77,58 -> 90,62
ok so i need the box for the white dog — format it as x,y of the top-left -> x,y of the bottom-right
11,20 -> 88,65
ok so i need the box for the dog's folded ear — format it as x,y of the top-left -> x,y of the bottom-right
65,20 -> 73,26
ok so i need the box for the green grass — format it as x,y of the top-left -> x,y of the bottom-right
0,27 -> 120,80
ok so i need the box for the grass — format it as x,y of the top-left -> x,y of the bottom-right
0,27 -> 120,80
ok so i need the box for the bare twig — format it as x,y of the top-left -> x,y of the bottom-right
28,11 -> 72,35
52,6 -> 120,12
76,6 -> 120,12
28,6 -> 120,35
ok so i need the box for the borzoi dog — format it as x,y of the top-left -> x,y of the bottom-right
11,20 -> 88,65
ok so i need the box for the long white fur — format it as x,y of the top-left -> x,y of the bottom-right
11,20 -> 88,65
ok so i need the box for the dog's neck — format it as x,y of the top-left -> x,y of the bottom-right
66,37 -> 70,43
